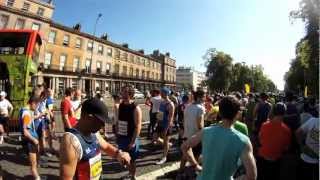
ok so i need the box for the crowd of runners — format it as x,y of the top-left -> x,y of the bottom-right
0,85 -> 319,180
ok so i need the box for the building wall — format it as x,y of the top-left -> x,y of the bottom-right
0,0 -> 175,94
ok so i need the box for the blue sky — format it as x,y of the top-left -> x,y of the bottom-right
53,0 -> 305,90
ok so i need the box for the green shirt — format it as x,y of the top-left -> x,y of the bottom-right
198,125 -> 249,180
233,121 -> 249,136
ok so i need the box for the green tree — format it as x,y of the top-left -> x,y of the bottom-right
204,48 -> 233,92
204,49 -> 277,93
286,0 -> 319,96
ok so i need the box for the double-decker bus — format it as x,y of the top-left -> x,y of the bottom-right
0,30 -> 42,130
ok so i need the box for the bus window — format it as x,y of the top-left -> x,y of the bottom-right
0,33 -> 29,55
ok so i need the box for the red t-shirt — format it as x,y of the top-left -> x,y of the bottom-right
61,97 -> 77,128
258,120 -> 291,160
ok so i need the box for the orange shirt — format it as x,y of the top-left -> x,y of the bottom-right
258,120 -> 291,160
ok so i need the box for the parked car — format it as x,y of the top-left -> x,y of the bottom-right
134,89 -> 145,99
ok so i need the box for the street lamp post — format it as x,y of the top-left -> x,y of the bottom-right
89,13 -> 102,98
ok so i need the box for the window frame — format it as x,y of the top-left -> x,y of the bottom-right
31,22 -> 41,31
6,0 -> 15,7
75,37 -> 82,49
62,34 -> 70,46
0,14 -> 9,29
22,2 -> 30,11
14,18 -> 25,29
59,54 -> 67,71
87,41 -> 93,51
98,45 -> 104,55
44,52 -> 52,68
37,7 -> 45,16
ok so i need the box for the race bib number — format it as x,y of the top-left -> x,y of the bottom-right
89,153 -> 102,180
156,112 -> 164,121
118,120 -> 128,136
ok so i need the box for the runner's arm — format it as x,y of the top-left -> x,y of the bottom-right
240,141 -> 257,180
96,133 -> 131,165
181,130 -> 203,166
197,108 -> 205,130
60,133 -> 79,180
130,105 -> 142,146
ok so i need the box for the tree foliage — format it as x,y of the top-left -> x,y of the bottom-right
285,0 -> 319,96
204,48 -> 277,93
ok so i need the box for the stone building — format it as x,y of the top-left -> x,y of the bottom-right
0,0 -> 176,96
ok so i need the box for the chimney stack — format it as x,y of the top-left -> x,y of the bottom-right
122,43 -> 129,48
138,49 -> 145,54
100,33 -> 108,40
153,50 -> 160,56
73,23 -> 81,31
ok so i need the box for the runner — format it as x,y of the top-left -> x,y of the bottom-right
60,98 -> 131,179
34,91 -> 50,157
257,103 -> 291,180
0,91 -> 13,144
155,87 -> 175,165
46,88 -> 56,141
20,96 -> 41,180
61,87 -> 77,132
296,117 -> 319,180
116,86 -> 142,180
181,96 -> 257,180
180,90 -> 205,171
177,95 -> 189,145
72,89 -> 82,121
169,91 -> 179,130
148,89 -> 162,138
112,94 -> 121,135
253,92 -> 272,134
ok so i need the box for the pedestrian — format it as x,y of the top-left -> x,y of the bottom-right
60,87 -> 77,132
169,91 -> 179,130
181,96 -> 257,180
177,95 -> 189,144
154,87 -> 175,165
253,92 -> 272,134
45,88 -> 55,151
59,98 -> 131,179
257,103 -> 291,180
34,91 -> 51,157
0,91 -> 13,144
284,91 -> 300,131
71,89 -> 82,121
296,117 -> 319,180
245,93 -> 256,135
112,94 -> 121,135
19,96 -> 41,180
300,101 -> 313,125
116,86 -> 142,180
148,89 -> 162,138
179,90 -> 205,171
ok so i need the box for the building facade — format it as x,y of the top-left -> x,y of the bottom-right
0,0 -> 176,96
176,66 -> 206,91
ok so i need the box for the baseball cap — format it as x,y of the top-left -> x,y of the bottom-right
160,87 -> 171,96
81,98 -> 109,123
0,91 -> 6,97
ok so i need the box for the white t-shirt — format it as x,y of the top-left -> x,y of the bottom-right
183,103 -> 205,138
0,99 -> 13,116
72,99 -> 82,120
150,96 -> 162,113
300,117 -> 319,164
